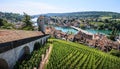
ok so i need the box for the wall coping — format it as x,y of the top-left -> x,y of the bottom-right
0,34 -> 49,53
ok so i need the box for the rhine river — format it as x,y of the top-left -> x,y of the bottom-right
54,26 -> 112,35
32,17 -> 114,35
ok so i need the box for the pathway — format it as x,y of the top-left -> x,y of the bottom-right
39,44 -> 52,69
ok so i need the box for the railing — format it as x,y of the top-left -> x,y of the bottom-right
0,34 -> 50,53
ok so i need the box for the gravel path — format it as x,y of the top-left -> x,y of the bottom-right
39,45 -> 52,69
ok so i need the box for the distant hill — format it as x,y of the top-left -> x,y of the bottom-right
33,11 -> 120,18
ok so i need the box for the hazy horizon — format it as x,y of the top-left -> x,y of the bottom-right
0,0 -> 120,15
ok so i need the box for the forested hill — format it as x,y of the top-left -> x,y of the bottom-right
44,11 -> 120,18
0,11 -> 23,22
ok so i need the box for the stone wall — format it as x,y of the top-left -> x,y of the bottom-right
0,35 -> 50,69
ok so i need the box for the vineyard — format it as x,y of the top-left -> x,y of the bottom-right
46,39 -> 120,69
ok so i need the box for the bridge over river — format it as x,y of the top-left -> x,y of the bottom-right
70,26 -> 93,35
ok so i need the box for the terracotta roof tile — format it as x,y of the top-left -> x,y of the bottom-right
0,30 -> 44,43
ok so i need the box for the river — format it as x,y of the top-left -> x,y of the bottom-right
54,26 -> 78,34
85,29 -> 111,35
54,26 -> 113,35
31,17 -> 113,35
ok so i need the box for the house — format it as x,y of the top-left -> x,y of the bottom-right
74,31 -> 120,52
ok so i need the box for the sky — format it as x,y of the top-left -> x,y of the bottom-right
0,0 -> 120,15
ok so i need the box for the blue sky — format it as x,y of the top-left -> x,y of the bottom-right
0,0 -> 120,15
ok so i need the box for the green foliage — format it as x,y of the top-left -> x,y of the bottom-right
22,26 -> 34,31
0,18 -> 7,26
108,28 -> 119,41
0,18 -> 14,29
23,13 -> 32,26
46,39 -> 120,69
0,12 -> 23,22
100,16 -> 112,20
45,11 -> 120,18
34,42 -> 42,50
79,24 -> 86,29
104,19 -> 109,23
22,13 -> 34,30
109,49 -> 120,57
14,43 -> 50,69
90,19 -> 120,31
90,22 -> 104,26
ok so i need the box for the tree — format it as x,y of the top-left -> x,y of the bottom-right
0,18 -> 14,29
108,28 -> 119,41
0,18 -> 5,26
110,49 -> 120,57
104,19 -> 109,23
22,13 -> 34,30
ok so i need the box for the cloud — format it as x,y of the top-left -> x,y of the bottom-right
0,1 -> 67,15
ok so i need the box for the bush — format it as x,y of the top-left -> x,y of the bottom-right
110,49 -> 120,57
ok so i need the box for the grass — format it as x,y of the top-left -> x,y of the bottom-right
100,16 -> 112,20
89,22 -> 104,26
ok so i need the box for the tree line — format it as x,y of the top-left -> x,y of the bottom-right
0,12 -> 34,30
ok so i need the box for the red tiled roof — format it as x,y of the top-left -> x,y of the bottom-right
0,30 -> 44,43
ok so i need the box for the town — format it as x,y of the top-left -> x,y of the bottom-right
44,15 -> 120,52
0,0 -> 120,69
